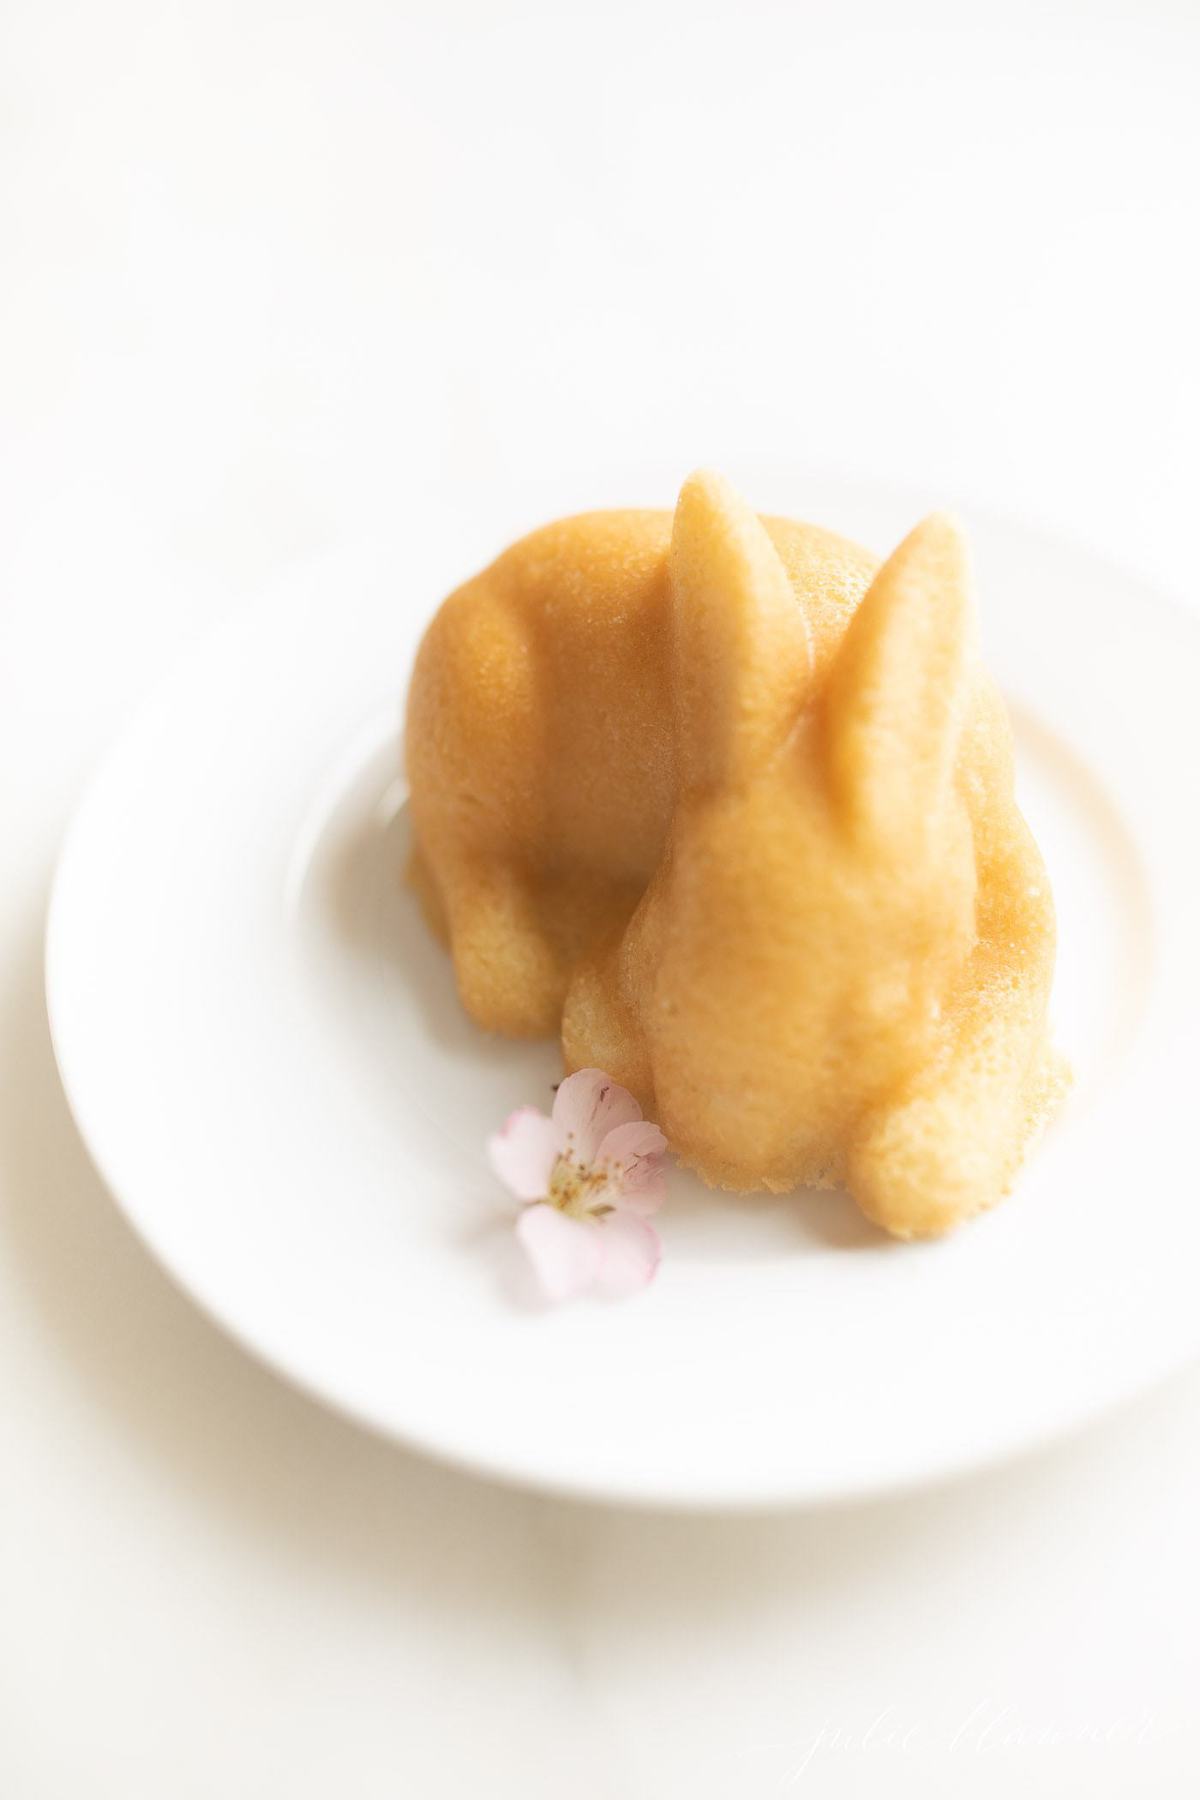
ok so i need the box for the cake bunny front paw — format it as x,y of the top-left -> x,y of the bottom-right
443,861 -> 568,1038
848,1090 -> 1018,1239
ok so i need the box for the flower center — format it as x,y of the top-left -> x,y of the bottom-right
547,1151 -> 613,1220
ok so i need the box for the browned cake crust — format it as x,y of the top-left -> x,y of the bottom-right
405,472 -> 1061,1237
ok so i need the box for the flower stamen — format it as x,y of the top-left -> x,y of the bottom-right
547,1152 -> 612,1218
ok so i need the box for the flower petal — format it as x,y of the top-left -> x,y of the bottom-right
595,1119 -> 669,1214
610,1166 -> 668,1215
487,1107 -> 559,1201
596,1119 -> 667,1164
595,1212 -> 662,1297
516,1203 -> 602,1301
552,1068 -> 642,1161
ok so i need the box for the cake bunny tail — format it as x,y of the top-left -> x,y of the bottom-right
669,470 -> 814,790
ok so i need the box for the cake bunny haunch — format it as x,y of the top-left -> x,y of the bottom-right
404,472 -> 1061,1238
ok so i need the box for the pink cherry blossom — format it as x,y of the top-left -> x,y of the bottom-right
487,1069 -> 668,1301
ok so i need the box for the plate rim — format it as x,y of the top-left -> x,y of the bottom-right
44,482 -> 1200,1511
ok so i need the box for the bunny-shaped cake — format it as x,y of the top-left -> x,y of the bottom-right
405,472 -> 1062,1237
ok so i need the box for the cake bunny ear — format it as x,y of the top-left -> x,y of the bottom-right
669,470 -> 813,789
826,512 -> 972,849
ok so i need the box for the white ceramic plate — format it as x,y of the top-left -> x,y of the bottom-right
46,467 -> 1200,1510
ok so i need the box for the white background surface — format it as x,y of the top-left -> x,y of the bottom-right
2,0 -> 1198,1793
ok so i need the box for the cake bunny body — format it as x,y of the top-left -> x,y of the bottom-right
405,472 -> 1059,1236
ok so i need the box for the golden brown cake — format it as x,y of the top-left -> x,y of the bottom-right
404,472 -> 1063,1237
